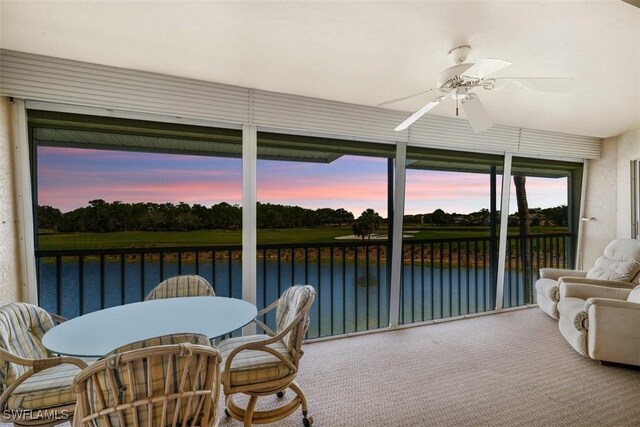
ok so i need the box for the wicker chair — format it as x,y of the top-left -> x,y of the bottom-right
145,274 -> 215,300
220,285 -> 316,427
73,333 -> 222,427
0,303 -> 88,426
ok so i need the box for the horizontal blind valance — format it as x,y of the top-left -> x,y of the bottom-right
0,49 -> 601,159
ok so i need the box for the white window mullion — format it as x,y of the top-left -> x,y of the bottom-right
388,141 -> 407,327
11,98 -> 38,304
495,152 -> 512,310
242,124 -> 257,334
575,161 -> 589,269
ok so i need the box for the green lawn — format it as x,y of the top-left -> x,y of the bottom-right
37,226 -> 567,250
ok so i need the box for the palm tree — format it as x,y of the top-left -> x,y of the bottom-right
352,209 -> 382,240
514,176 -> 532,301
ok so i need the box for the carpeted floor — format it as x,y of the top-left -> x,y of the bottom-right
3,308 -> 639,426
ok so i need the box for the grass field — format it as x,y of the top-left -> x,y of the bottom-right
37,226 -> 568,250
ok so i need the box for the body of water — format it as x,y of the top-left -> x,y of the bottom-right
38,257 -> 531,339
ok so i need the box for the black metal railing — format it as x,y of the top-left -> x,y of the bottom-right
399,237 -> 494,325
35,232 -> 571,339
502,233 -> 572,308
398,233 -> 572,325
256,241 -> 390,339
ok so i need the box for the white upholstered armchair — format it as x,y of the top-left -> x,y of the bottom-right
535,239 -> 640,319
557,282 -> 640,366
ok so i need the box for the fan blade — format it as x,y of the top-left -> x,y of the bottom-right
461,58 -> 511,80
394,97 -> 445,131
379,88 -> 442,107
487,77 -> 574,92
461,94 -> 493,133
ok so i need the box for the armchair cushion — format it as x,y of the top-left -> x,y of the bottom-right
6,363 -> 80,410
586,239 -> 640,282
145,274 -> 215,300
220,334 -> 293,386
558,276 -> 635,288
105,332 -> 210,355
539,268 -> 588,281
628,285 -> 640,303
559,283 -> 632,301
276,286 -> 315,353
585,298 -> 640,312
0,303 -> 54,388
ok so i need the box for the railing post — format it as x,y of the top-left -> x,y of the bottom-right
388,141 -> 407,328
242,124 -> 257,335
495,152 -> 512,310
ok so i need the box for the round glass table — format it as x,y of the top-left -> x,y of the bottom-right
42,296 -> 257,357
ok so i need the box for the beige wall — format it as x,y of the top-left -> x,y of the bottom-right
615,127 -> 640,238
0,97 -> 21,304
582,127 -> 640,267
582,138 -> 618,267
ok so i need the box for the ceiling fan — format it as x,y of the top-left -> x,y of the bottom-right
380,45 -> 574,133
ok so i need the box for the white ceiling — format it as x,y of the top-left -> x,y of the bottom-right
1,1 -> 639,138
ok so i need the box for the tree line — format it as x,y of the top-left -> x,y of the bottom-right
37,199 -> 567,234
404,206 -> 568,227
37,200 -> 355,233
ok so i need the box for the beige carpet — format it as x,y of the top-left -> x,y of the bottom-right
4,308 -> 639,426
227,308 -> 639,427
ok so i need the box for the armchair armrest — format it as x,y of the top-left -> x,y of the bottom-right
48,312 -> 68,324
540,268 -> 588,281
251,299 -> 280,337
585,298 -> 640,312
558,277 -> 634,289
560,283 -> 632,301
0,349 -> 88,410
221,306 -> 308,386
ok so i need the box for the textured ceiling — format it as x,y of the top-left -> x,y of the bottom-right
1,1 -> 639,138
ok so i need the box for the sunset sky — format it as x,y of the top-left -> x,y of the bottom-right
37,146 -> 568,216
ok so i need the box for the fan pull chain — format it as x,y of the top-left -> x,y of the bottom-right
456,95 -> 459,117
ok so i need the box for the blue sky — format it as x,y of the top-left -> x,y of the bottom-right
38,146 -> 567,215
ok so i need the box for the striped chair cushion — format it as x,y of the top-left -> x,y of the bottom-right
105,333 -> 211,355
220,334 -> 293,386
83,334 -> 215,426
145,274 -> 215,300
0,303 -> 54,391
275,286 -> 314,352
6,363 -> 81,410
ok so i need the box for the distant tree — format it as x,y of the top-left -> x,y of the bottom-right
139,210 -> 167,231
37,206 -> 63,231
352,209 -> 382,240
263,209 -> 284,229
540,205 -> 568,227
430,209 -> 452,226
174,212 -> 201,231
334,208 -> 354,225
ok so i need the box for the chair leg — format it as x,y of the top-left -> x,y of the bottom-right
244,395 -> 258,427
290,381 -> 313,426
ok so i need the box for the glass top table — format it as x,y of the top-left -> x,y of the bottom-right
42,296 -> 257,357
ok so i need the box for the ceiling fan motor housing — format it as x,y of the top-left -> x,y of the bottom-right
437,63 -> 474,89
